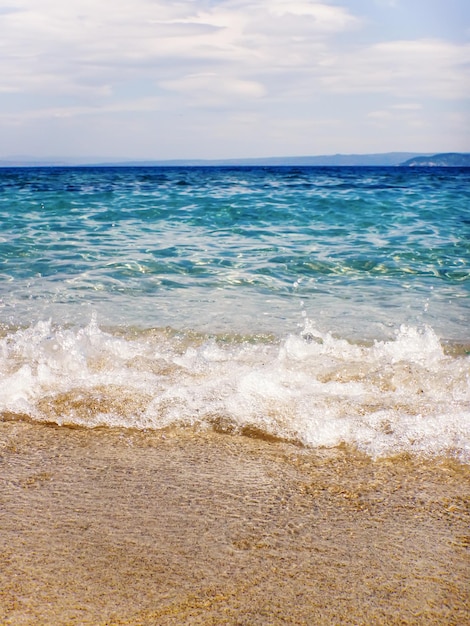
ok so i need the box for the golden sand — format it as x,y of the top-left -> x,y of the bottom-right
0,420 -> 468,625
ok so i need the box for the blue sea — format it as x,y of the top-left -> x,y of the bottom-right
0,166 -> 469,460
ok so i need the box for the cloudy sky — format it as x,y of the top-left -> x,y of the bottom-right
1,0 -> 469,160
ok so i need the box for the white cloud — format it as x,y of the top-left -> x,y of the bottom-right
367,105 -> 425,130
319,39 -> 470,100
391,103 -> 423,110
0,0 -> 358,100
265,0 -> 360,30
374,0 -> 399,7
161,72 -> 266,106
0,96 -> 163,124
0,0 -> 468,156
1,2 -> 465,107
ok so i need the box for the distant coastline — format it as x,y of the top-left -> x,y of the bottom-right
0,151 -> 469,168
400,153 -> 470,167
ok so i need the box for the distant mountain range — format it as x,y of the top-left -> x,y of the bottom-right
92,152 -> 424,167
0,152 -> 469,167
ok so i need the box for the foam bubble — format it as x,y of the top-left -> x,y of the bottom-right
0,319 -> 468,461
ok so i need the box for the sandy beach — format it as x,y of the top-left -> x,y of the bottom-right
0,419 -> 468,625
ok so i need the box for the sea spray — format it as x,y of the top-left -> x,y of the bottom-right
1,318 -> 468,460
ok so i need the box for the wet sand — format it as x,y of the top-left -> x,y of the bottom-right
0,420 -> 468,625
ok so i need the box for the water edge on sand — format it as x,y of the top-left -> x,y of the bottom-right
0,419 -> 468,625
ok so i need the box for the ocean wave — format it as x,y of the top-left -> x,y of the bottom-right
0,317 -> 468,462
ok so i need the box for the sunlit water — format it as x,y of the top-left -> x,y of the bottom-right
1,166 -> 469,460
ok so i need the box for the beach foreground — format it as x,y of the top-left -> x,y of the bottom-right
0,420 -> 468,625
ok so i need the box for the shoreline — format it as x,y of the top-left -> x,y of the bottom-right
1,420 -> 469,625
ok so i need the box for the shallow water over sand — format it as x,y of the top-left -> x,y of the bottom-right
1,421 -> 468,625
1,166 -> 469,340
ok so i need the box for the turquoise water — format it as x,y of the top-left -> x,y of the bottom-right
0,166 -> 469,459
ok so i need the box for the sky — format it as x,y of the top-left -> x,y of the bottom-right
0,0 -> 469,160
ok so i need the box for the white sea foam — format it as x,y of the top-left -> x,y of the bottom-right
0,318 -> 468,461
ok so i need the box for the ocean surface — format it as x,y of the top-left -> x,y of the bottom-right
0,166 -> 469,461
